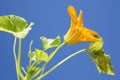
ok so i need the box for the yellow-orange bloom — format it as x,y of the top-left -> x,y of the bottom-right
64,5 -> 100,45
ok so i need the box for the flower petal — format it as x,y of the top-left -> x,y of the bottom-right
68,5 -> 77,23
64,5 -> 100,45
78,10 -> 83,26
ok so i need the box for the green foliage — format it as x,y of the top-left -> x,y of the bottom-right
0,15 -> 34,39
0,14 -> 115,80
35,49 -> 49,62
28,49 -> 49,62
40,36 -> 61,50
86,36 -> 114,75
0,15 -> 27,33
28,51 -> 36,61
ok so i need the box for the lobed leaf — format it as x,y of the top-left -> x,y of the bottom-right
0,15 -> 27,33
40,36 -> 61,50
35,49 -> 49,62
0,15 -> 34,39
86,36 -> 114,75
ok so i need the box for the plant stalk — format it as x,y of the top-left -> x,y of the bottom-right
36,49 -> 86,80
17,39 -> 24,79
32,42 -> 65,79
13,37 -> 20,80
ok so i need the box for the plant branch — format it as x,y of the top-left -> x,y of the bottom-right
17,39 -> 24,79
36,49 -> 86,80
32,42 -> 65,79
13,37 -> 20,80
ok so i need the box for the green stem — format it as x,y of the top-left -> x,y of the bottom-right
42,43 -> 65,71
17,39 -> 24,79
13,37 -> 17,67
13,37 -> 20,80
49,42 -> 65,61
31,62 -> 46,79
25,61 -> 41,79
32,43 -> 65,79
40,62 -> 47,75
29,40 -> 33,66
36,49 -> 86,80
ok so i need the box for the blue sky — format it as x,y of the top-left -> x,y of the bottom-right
0,0 -> 120,80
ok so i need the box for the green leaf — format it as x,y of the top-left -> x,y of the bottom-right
89,37 -> 103,53
28,51 -> 36,61
35,49 -> 49,62
0,15 -> 34,39
28,49 -> 49,62
0,15 -> 27,33
40,36 -> 61,50
86,36 -> 114,75
21,66 -> 27,74
13,22 -> 34,39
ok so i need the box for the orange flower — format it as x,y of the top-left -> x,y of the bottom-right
64,5 -> 100,45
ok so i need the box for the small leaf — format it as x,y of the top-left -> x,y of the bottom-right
89,37 -> 103,53
86,36 -> 114,75
0,15 -> 34,39
28,52 -> 36,61
35,49 -> 49,62
40,36 -> 61,50
21,66 -> 27,74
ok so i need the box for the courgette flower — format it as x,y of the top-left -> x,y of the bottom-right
64,5 -> 100,44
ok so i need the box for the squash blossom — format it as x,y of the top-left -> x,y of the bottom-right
64,5 -> 100,44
